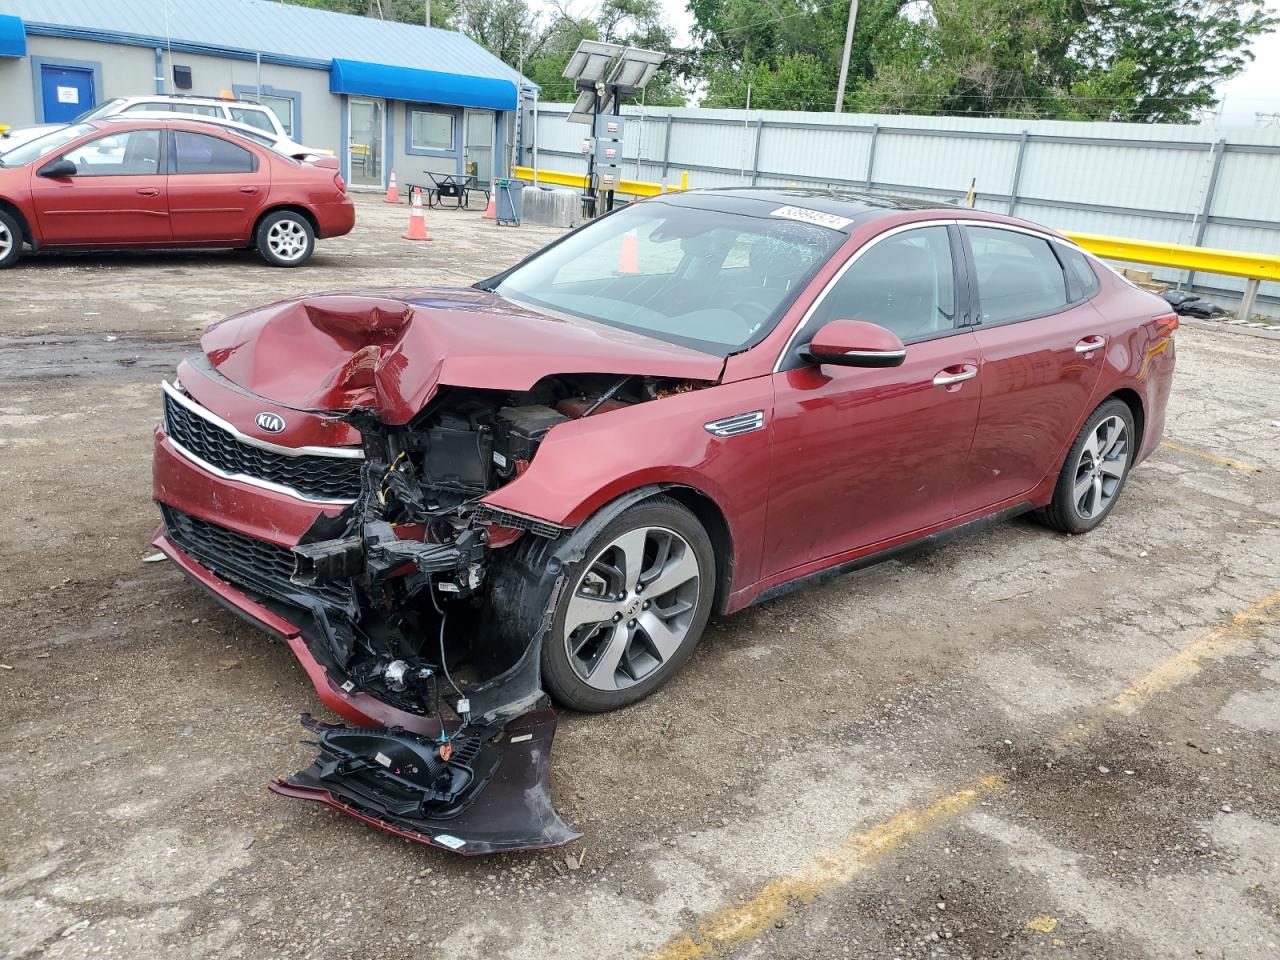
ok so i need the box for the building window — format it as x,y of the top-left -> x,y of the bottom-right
410,109 -> 454,152
231,85 -> 302,140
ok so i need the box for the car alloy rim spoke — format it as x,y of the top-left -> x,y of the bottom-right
564,592 -> 621,635
613,528 -> 650,592
586,622 -> 632,682
565,524 -> 702,691
636,609 -> 685,660
641,544 -> 698,600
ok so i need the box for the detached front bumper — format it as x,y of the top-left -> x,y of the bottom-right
153,427 -> 579,854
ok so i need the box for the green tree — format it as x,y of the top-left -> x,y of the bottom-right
690,0 -> 1277,121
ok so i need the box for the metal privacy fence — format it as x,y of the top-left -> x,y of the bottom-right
524,103 -> 1280,312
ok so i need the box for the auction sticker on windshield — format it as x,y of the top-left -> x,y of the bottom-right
771,205 -> 853,231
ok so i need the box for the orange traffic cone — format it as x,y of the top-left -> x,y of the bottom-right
403,188 -> 432,241
483,183 -> 497,221
616,231 -> 639,274
384,169 -> 400,204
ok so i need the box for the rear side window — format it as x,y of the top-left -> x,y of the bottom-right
1057,245 -> 1101,301
122,101 -> 170,113
808,226 -> 957,343
966,226 -> 1070,325
171,131 -> 256,174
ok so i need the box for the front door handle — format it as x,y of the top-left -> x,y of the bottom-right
933,364 -> 978,388
239,186 -> 259,194
1075,335 -> 1106,354
135,187 -> 160,197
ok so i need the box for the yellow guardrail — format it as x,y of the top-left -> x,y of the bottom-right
1062,232 -> 1280,283
1063,231 -> 1277,321
513,166 -> 688,198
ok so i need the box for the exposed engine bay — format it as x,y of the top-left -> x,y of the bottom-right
163,371 -> 707,853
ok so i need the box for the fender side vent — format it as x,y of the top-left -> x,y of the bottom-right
704,411 -> 765,438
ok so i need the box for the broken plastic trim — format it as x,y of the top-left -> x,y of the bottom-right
270,709 -> 579,855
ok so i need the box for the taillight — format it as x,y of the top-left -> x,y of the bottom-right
1153,311 -> 1179,335
334,173 -> 346,193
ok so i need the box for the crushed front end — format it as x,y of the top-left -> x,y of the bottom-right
151,293 -> 718,853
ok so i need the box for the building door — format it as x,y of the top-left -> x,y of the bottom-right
40,64 -> 95,123
347,97 -> 384,189
463,109 -> 494,184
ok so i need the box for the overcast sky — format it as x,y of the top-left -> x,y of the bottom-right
533,0 -> 1280,126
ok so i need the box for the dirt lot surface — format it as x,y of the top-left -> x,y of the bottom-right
1,195 -> 1278,960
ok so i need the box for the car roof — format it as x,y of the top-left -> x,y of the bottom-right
115,94 -> 267,108
654,186 -> 1061,237
100,112 -> 279,141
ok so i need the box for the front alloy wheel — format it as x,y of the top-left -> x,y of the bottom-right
543,497 -> 715,712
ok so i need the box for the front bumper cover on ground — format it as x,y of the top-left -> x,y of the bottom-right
153,527 -> 580,855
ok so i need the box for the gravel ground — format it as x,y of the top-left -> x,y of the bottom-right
0,195 -> 1278,960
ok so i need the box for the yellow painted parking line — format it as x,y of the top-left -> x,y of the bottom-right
640,589 -> 1280,960
644,776 -> 1004,960
1160,439 -> 1260,473
0,433 -> 137,448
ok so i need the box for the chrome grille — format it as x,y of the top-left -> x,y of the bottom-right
162,386 -> 363,503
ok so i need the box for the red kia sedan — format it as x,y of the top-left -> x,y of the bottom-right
151,190 -> 1175,853
0,117 -> 353,268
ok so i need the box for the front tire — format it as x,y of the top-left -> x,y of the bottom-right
0,210 -> 22,268
542,497 -> 715,712
256,210 -> 315,267
1037,398 -> 1136,534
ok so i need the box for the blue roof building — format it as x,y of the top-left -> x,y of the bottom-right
0,0 -> 535,188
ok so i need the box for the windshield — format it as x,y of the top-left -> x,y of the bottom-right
0,124 -> 96,167
492,199 -> 844,356
73,98 -> 126,123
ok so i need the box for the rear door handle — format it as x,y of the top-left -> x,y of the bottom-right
1075,336 -> 1106,354
933,364 -> 978,388
135,187 -> 160,197
239,186 -> 259,194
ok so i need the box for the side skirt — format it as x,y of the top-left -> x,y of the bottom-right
750,502 -> 1036,607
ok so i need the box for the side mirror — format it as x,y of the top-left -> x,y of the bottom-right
800,318 -> 906,368
37,158 -> 77,178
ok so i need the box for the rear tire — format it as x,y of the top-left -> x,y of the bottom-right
0,210 -> 22,268
1037,398 -> 1136,534
541,497 -> 715,712
256,210 -> 315,267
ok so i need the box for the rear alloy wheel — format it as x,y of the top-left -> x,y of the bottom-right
543,497 -> 715,712
0,210 -> 22,268
257,210 -> 315,267
1037,398 -> 1136,534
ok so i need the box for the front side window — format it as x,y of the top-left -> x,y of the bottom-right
61,129 -> 161,176
228,107 -> 276,134
492,200 -> 843,355
966,226 -> 1070,324
171,131 -> 255,174
0,123 -> 95,166
807,226 -> 956,343
410,110 -> 454,152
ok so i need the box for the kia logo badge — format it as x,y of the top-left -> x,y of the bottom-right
255,412 -> 286,433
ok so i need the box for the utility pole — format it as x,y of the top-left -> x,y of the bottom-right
425,0 -> 431,26
834,0 -> 858,113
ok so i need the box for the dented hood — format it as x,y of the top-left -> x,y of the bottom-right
201,288 -> 725,423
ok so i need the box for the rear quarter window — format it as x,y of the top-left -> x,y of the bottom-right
1058,245 -> 1102,301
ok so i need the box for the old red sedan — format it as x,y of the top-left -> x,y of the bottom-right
0,117 -> 353,268
151,190 -> 1176,853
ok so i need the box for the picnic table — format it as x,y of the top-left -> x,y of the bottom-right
405,173 -> 492,210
